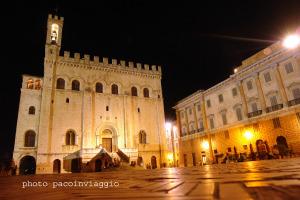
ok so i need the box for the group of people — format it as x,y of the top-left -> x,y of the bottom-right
220,142 -> 294,164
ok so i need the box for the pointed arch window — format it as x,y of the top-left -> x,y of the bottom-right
56,78 -> 65,89
111,84 -> 118,95
24,130 -> 36,147
27,79 -> 34,89
139,131 -> 147,144
72,80 -> 80,91
66,130 -> 76,145
143,88 -> 149,98
131,87 -> 138,96
95,82 -> 103,93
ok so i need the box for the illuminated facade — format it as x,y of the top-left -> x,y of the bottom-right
13,14 -> 167,174
174,41 -> 300,167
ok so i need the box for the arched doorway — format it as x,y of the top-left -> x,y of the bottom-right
102,129 -> 113,152
71,158 -> 80,173
277,136 -> 288,157
151,156 -> 157,169
19,156 -> 36,175
95,159 -> 102,172
53,159 -> 61,173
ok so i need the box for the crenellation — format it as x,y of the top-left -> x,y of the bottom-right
84,54 -> 90,64
74,53 -> 80,60
120,60 -> 126,66
103,57 -> 108,64
64,51 -> 70,59
158,66 -> 162,72
112,59 -> 117,65
93,56 -> 99,63
129,61 -> 134,68
144,64 -> 149,71
151,65 -> 157,71
137,63 -> 142,70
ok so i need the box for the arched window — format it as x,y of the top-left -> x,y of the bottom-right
34,80 -> 41,90
143,88 -> 149,98
24,130 -> 36,147
111,84 -> 118,95
95,82 -> 103,93
72,80 -> 80,91
27,79 -> 34,89
66,130 -> 76,145
139,131 -> 146,144
28,106 -> 35,115
131,87 -> 138,96
56,78 -> 65,89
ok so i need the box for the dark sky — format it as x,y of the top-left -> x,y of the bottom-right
1,0 -> 300,158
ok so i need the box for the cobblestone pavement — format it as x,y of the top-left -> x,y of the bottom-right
2,158 -> 300,199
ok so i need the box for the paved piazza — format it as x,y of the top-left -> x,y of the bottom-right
2,158 -> 300,199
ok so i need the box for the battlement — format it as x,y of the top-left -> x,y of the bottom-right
59,51 -> 162,74
48,14 -> 64,21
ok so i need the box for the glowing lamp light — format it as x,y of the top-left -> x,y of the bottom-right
167,153 -> 173,161
283,34 -> 300,49
234,68 -> 238,73
244,131 -> 253,140
202,141 -> 209,150
165,122 -> 172,131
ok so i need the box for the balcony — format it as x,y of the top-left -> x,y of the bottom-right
247,110 -> 262,118
288,98 -> 300,107
197,128 -> 204,132
266,104 -> 283,113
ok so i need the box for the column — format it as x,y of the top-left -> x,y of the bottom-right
176,111 -> 182,137
193,104 -> 199,131
274,64 -> 288,106
238,81 -> 249,117
184,109 -> 190,134
255,73 -> 267,112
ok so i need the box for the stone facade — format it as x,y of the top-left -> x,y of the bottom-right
174,41 -> 300,167
13,14 -> 167,174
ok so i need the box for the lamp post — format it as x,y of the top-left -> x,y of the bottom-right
244,130 -> 254,160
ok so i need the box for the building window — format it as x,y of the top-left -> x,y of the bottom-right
224,130 -> 230,139
197,104 -> 201,111
56,78 -> 65,89
270,96 -> 278,106
181,112 -> 184,118
264,72 -> 271,83
192,153 -> 196,166
66,98 -> 69,103
218,94 -> 224,103
292,88 -> 300,99
24,130 -> 36,147
206,99 -> 211,108
285,62 -> 294,74
236,107 -> 243,121
111,84 -> 118,95
198,120 -> 204,130
232,88 -> 238,97
246,80 -> 253,90
34,80 -> 41,90
209,118 -> 214,129
72,80 -> 80,91
131,87 -> 138,96
27,79 -> 34,89
227,147 -> 232,152
221,113 -> 227,125
296,113 -> 300,125
251,102 -> 258,112
95,82 -> 103,93
139,131 -> 146,144
143,88 -> 149,98
189,108 -> 192,115
138,108 -> 140,113
106,106 -> 109,111
28,106 -> 35,115
272,118 -> 281,128
66,130 -> 76,145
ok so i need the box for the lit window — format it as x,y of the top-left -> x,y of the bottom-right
51,24 -> 59,43
27,79 -> 34,89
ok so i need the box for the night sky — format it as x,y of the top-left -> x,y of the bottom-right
1,0 -> 300,159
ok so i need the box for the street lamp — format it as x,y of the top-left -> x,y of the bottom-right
244,130 -> 255,160
283,34 -> 300,49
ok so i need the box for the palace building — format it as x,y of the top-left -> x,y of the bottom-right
13,14 -> 168,174
174,40 -> 300,167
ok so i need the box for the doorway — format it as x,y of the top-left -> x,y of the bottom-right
19,156 -> 36,175
102,138 -> 112,152
53,159 -> 61,173
95,159 -> 102,172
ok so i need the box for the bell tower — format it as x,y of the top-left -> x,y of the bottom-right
45,14 -> 64,58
